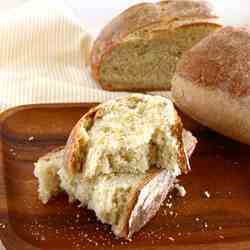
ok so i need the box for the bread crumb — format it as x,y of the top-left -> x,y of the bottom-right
204,222 -> 208,228
40,235 -> 46,241
219,235 -> 224,239
218,226 -> 222,230
165,202 -> 173,208
9,148 -> 16,156
195,217 -> 200,222
169,211 -> 174,216
28,136 -> 35,141
233,161 -> 239,167
203,191 -> 210,198
175,184 -> 187,197
168,236 -> 175,242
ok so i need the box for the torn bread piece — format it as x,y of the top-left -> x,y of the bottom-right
34,94 -> 197,238
34,147 -> 64,204
64,94 -> 189,177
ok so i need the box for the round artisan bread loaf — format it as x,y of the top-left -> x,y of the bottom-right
172,26 -> 250,145
91,0 -> 222,91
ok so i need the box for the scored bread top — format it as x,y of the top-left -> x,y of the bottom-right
126,168 -> 176,238
64,94 -> 190,177
176,26 -> 250,97
91,0 -> 219,82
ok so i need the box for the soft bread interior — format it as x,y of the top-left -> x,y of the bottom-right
34,148 -> 64,204
88,173 -> 146,237
81,95 -> 184,177
100,25 -> 218,91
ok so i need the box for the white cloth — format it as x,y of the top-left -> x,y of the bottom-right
0,0 -> 137,112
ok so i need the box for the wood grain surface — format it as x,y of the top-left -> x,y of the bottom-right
1,103 -> 250,250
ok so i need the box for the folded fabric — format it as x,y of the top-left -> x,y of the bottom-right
0,0 -> 173,112
0,0 -> 134,112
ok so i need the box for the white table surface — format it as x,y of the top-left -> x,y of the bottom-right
0,0 -> 249,36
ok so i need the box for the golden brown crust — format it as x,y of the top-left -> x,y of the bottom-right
176,26 -> 250,97
147,16 -> 221,34
91,0 -> 220,86
64,105 -> 100,173
171,114 -> 190,174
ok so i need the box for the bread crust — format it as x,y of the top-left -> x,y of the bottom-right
171,113 -> 190,173
64,105 -> 100,173
176,26 -> 250,97
122,168 -> 176,239
173,74 -> 250,145
172,26 -> 250,145
91,0 -> 220,89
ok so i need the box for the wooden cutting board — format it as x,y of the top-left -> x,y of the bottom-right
1,103 -> 250,250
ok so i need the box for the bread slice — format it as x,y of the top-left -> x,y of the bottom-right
172,26 -> 250,145
64,94 -> 189,176
91,0 -> 222,91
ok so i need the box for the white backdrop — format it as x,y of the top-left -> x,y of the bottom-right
0,0 -> 249,36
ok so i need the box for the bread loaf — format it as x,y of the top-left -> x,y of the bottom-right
172,26 -> 250,145
34,94 -> 197,238
91,0 -> 221,91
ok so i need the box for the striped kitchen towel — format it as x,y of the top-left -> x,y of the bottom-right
0,0 -> 133,111
0,0 -> 172,112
